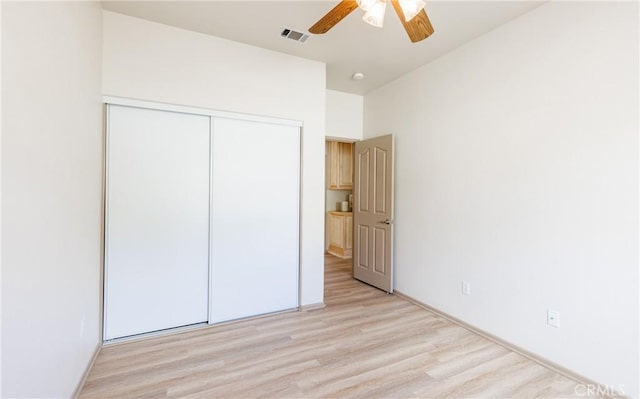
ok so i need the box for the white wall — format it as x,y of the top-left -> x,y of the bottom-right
1,2 -> 104,398
326,89 -> 363,141
102,11 -> 326,307
0,1 -> 3,394
364,2 -> 638,397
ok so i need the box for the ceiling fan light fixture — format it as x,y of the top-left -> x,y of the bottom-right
398,0 -> 426,21
362,0 -> 387,28
308,0 -> 434,43
356,0 -> 377,12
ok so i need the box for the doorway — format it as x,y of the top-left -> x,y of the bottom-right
324,139 -> 355,271
324,135 -> 396,295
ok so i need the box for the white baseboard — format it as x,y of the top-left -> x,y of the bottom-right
104,308 -> 300,347
393,291 -> 627,399
299,302 -> 326,312
73,343 -> 101,399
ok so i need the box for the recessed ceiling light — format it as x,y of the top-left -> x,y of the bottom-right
351,72 -> 365,81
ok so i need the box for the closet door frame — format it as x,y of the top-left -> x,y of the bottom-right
103,96 -> 303,338
104,96 -> 302,129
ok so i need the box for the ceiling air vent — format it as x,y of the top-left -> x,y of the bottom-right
281,28 -> 309,43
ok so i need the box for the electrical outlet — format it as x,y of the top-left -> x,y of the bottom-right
462,281 -> 471,296
547,309 -> 560,328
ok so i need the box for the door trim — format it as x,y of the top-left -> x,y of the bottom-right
103,96 -> 303,127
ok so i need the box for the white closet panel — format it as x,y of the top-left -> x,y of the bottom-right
210,117 -> 299,323
105,105 -> 210,340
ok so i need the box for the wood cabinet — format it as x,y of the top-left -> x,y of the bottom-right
327,211 -> 353,259
328,141 -> 354,190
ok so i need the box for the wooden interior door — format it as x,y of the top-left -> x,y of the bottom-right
353,134 -> 394,293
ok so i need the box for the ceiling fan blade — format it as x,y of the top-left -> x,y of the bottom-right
309,0 -> 359,34
390,0 -> 434,43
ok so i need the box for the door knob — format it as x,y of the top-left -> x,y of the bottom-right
379,219 -> 392,225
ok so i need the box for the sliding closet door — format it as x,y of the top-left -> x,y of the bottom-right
211,118 -> 299,323
104,105 -> 210,340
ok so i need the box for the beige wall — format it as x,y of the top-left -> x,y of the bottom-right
364,2 -> 638,396
102,11 -> 327,307
1,2 -> 104,397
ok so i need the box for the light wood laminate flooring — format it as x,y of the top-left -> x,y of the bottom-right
80,255 -> 585,398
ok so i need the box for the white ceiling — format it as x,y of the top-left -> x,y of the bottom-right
101,1 -> 544,95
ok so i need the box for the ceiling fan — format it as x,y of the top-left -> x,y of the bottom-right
309,0 -> 435,43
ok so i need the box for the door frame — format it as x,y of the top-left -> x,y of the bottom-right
324,137 -> 358,252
